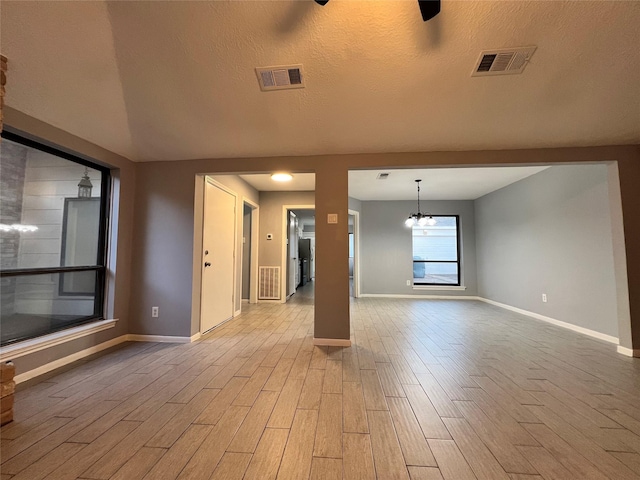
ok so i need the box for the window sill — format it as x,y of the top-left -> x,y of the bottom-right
0,319 -> 118,361
413,285 -> 467,291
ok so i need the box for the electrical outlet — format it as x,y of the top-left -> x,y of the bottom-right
406,280 -> 411,286
542,294 -> 547,303
152,306 -> 159,317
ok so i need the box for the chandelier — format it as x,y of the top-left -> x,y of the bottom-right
405,179 -> 436,227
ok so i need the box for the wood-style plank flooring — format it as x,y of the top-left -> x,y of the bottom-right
3,282 -> 640,479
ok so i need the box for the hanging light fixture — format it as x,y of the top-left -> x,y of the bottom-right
405,179 -> 436,227
77,167 -> 93,198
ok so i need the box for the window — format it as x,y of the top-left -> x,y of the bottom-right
412,215 -> 460,286
0,132 -> 110,346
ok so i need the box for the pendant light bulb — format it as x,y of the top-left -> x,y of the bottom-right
405,217 -> 415,227
426,216 -> 437,226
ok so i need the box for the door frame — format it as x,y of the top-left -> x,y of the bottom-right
281,204 -> 315,303
192,176 -> 239,336
349,209 -> 360,298
241,197 -> 260,306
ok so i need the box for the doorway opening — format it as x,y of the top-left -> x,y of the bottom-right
282,206 -> 315,303
349,209 -> 360,298
241,199 -> 259,305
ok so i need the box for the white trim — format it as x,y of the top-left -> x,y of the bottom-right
359,294 -> 479,300
313,338 -> 352,347
617,346 -> 640,357
413,286 -> 467,291
13,334 -> 128,384
477,297 -> 619,345
348,209 -> 360,298
127,334 -> 196,344
0,319 -> 118,361
234,309 -> 242,317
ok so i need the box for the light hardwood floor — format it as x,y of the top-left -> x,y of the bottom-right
3,284 -> 640,479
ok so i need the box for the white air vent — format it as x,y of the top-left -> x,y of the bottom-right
259,266 -> 281,300
377,173 -> 390,180
256,65 -> 304,91
472,46 -> 536,77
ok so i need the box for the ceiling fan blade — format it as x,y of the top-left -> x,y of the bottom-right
418,0 -> 441,21
314,0 -> 330,5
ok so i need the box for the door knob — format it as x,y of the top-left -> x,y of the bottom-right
204,262 -> 211,267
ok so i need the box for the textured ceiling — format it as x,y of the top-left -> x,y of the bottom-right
2,1 -> 639,162
348,166 -> 549,200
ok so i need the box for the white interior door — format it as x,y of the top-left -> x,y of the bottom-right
201,179 -> 236,333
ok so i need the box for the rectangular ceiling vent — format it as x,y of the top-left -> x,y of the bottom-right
377,173 -> 390,180
256,65 -> 304,91
472,46 -> 537,77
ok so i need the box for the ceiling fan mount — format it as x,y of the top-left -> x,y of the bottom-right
313,0 -> 441,22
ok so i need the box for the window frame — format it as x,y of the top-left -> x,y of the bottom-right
0,131 -> 111,346
412,215 -> 461,287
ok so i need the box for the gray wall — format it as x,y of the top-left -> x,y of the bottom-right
360,200 -> 477,296
475,164 -> 618,337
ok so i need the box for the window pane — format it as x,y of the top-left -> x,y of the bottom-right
413,262 -> 458,285
412,224 -> 458,261
0,138 -> 103,270
1,271 -> 100,345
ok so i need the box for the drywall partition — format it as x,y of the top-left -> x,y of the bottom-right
359,200 -> 477,296
3,107 -> 136,377
475,164 -> 618,338
128,146 -> 637,351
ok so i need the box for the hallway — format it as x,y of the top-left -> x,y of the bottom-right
2,297 -> 640,479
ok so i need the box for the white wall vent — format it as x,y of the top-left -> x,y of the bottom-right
259,266 -> 281,300
377,173 -> 390,180
256,65 -> 304,91
472,46 -> 536,77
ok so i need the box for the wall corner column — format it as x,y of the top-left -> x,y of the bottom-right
616,153 -> 640,355
313,164 -> 350,342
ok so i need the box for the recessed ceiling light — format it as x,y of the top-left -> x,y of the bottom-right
271,173 -> 293,182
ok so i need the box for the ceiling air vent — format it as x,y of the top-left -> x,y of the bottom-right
472,46 -> 536,77
256,65 -> 305,91
377,173 -> 390,180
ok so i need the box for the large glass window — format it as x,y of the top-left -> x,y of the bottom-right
412,216 -> 460,286
0,132 -> 110,346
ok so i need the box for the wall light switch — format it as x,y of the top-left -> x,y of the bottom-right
327,214 -> 338,224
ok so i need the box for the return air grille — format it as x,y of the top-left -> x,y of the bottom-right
256,65 -> 305,91
259,266 -> 281,300
472,46 -> 537,77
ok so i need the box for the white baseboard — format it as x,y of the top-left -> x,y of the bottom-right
14,334 -> 129,384
477,297 -> 619,345
617,346 -> 640,357
127,334 -> 198,344
359,294 -> 480,300
313,338 -> 352,347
